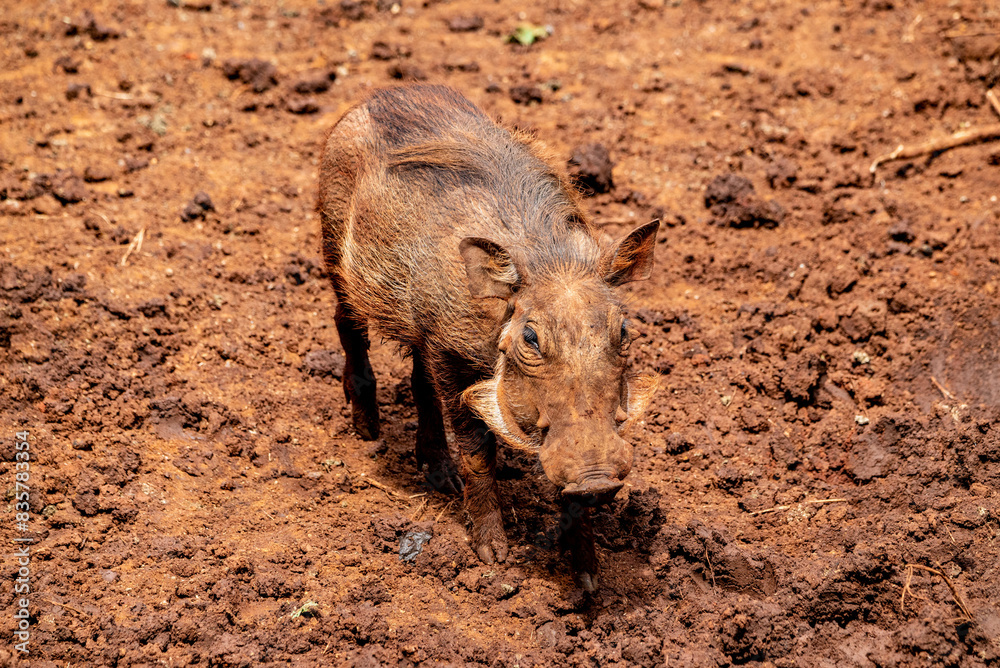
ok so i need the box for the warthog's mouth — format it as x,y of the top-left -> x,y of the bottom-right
560,477 -> 624,506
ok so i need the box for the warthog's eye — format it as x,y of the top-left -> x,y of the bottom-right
620,320 -> 631,353
523,326 -> 540,351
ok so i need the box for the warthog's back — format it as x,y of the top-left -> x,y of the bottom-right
319,85 -> 599,367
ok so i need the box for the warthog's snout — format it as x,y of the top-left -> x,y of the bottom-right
560,476 -> 624,505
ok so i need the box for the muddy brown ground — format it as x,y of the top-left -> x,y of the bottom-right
2,0 -> 1000,666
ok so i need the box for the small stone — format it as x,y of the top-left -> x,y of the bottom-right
83,164 -> 113,183
338,0 -> 365,20
32,195 -> 62,216
54,55 -> 81,74
109,225 -> 132,244
193,191 -> 214,211
399,529 -> 433,562
448,15 -> 484,32
221,58 -> 279,93
72,438 -> 93,451
888,221 -> 915,243
387,63 -> 427,81
370,42 -> 396,60
293,71 -> 334,94
444,61 -> 480,72
180,202 -> 204,222
286,96 -> 320,114
123,156 -> 150,173
855,415 -> 870,426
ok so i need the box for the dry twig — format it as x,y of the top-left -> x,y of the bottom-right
409,498 -> 427,522
902,563 -> 974,623
869,125 -> 1000,176
364,477 -> 402,501
434,499 -> 455,523
92,88 -> 157,106
704,544 -> 717,589
119,227 -> 145,266
749,498 -> 848,517
43,598 -> 89,618
901,563 -> 915,612
871,87 -> 1000,176
930,375 -> 955,400
901,14 -> 922,43
987,88 -> 1000,118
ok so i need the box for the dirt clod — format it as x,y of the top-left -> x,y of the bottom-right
509,84 -> 543,105
53,55 -> 80,74
704,173 -> 785,228
292,70 -> 334,94
303,350 -> 345,378
180,192 -> 215,221
64,10 -> 121,40
50,170 -> 88,204
568,143 -> 615,194
370,41 -> 411,60
65,82 -> 91,100
221,58 -> 279,93
285,96 -> 320,114
83,164 -> 113,183
448,15 -> 484,32
387,62 -> 427,81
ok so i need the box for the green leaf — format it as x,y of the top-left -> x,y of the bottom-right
290,600 -> 320,619
507,23 -> 551,46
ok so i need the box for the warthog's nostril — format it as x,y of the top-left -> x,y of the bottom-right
560,478 -> 624,506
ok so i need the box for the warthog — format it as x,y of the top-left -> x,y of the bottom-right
318,85 -> 658,590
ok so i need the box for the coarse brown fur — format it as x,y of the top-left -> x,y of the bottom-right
317,84 -> 659,590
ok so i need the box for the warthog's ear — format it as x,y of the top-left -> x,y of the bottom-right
602,220 -> 660,286
460,237 -> 521,300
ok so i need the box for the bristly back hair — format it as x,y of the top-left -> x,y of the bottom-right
370,84 -> 601,277
386,134 -> 599,272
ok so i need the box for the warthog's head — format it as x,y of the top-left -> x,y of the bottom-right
461,221 -> 660,505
